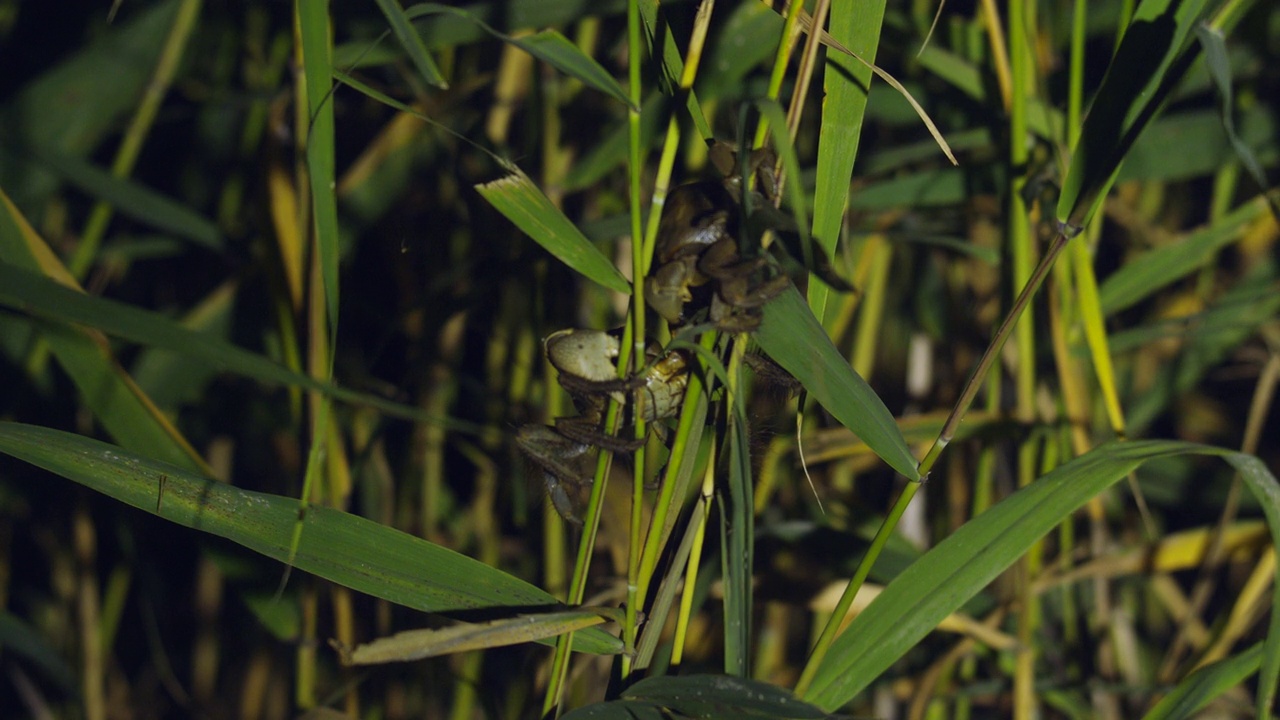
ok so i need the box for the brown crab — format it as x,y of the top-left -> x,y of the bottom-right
647,140 -> 856,332
646,141 -> 793,332
517,328 -> 691,524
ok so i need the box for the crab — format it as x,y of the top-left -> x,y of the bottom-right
647,140 -> 856,332
517,328 -> 691,524
646,141 -> 793,332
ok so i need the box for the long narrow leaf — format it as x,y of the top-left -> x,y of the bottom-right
0,192 -> 205,473
375,0 -> 447,88
803,440 -> 1280,711
403,4 -> 632,108
1056,0 -> 1216,228
0,422 -> 623,656
0,260 -> 478,431
476,165 -> 630,294
342,609 -> 620,665
756,287 -> 918,480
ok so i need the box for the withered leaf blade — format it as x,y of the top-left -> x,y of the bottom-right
338,607 -> 625,665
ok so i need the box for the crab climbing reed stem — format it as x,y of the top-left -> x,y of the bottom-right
621,0 -> 648,681
542,0 -> 650,712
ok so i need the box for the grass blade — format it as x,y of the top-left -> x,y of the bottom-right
1097,197 -> 1268,315
0,422 -> 623,656
756,286 -> 918,480
1143,644 -> 1262,719
476,165 -> 630,294
0,260 -> 475,430
403,4 -> 631,107
803,440 -> 1280,710
341,608 -> 619,665
375,0 -> 447,88
1056,0 -> 1216,229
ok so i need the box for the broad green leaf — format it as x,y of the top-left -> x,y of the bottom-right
1097,197 -> 1268,315
0,423 -> 623,656
562,675 -> 826,720
1143,643 -> 1262,719
1056,0 -> 1216,229
803,440 -> 1280,713
341,608 -> 621,665
756,287 -> 919,481
403,5 -> 632,108
375,0 -> 447,88
0,260 -> 476,431
476,165 -> 630,294
625,675 -> 825,719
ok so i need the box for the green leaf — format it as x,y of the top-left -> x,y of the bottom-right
755,287 -> 919,480
0,0 -> 181,208
403,4 -> 632,108
1142,643 -> 1262,719
375,0 -> 447,88
334,0 -> 631,63
721,364 -> 754,677
1196,24 -> 1280,217
808,0 -> 886,320
1097,197 -> 1268,315
803,440 -> 1280,712
1056,0 -> 1216,229
476,165 -> 630,294
29,149 -> 221,250
0,260 -> 477,432
0,423 -> 623,656
0,612 -> 78,695
0,194 -> 202,473
342,608 -> 620,665
562,675 -> 826,720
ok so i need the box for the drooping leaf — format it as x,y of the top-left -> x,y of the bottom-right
374,0 -> 447,88
0,423 -> 624,656
476,164 -> 631,294
403,4 -> 633,108
755,286 -> 918,481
